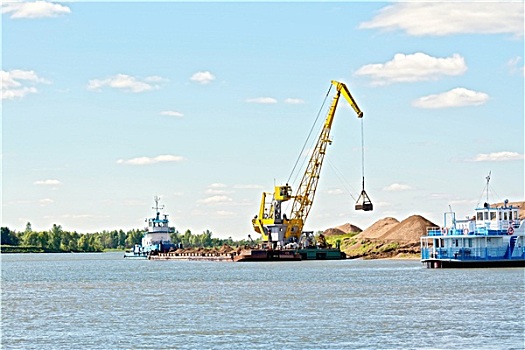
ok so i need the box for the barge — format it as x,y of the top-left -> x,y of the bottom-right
234,232 -> 345,262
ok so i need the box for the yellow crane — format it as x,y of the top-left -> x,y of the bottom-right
252,80 -> 372,247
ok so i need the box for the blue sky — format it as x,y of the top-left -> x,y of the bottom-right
2,1 -> 524,239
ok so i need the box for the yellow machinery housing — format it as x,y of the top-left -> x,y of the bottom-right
252,80 -> 368,245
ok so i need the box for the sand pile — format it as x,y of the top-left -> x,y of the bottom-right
323,228 -> 346,236
335,223 -> 362,233
379,215 -> 437,243
356,217 -> 399,240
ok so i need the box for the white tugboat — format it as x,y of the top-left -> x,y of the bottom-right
124,196 -> 177,259
421,173 -> 525,268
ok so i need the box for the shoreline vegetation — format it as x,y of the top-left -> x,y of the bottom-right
0,224 -> 254,255
1,223 -> 420,259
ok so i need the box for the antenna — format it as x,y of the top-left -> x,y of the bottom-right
153,196 -> 164,213
485,171 -> 491,204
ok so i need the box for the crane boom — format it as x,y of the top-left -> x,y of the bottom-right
252,80 -> 368,246
288,81 -> 363,234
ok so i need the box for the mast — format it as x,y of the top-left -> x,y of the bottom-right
485,171 -> 491,205
152,195 -> 164,220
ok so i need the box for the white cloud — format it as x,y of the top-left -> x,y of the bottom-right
205,188 -> 231,195
2,1 -> 71,19
383,183 -> 412,192
144,76 -> 168,83
198,195 -> 232,204
116,154 -> 185,165
34,179 -> 61,186
507,56 -> 524,76
209,183 -> 227,188
216,210 -> 235,217
39,198 -> 54,206
87,74 -> 164,93
160,110 -> 184,117
355,52 -> 467,86
468,152 -> 524,162
246,97 -> 278,104
205,183 -> 231,194
190,71 -> 215,84
359,3 -> 523,37
412,88 -> 489,109
284,98 -> 305,104
1,69 -> 50,100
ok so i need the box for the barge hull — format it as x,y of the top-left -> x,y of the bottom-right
234,248 -> 345,262
234,249 -> 301,262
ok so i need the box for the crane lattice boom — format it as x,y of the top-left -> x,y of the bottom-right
252,80 -> 367,245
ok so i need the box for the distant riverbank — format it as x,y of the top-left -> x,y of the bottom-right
0,245 -> 106,254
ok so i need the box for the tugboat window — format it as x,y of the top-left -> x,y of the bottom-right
490,212 -> 496,221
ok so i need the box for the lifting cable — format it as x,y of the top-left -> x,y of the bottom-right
327,158 -> 358,201
360,117 -> 366,191
287,84 -> 333,185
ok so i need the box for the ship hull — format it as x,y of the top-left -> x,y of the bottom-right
423,259 -> 525,268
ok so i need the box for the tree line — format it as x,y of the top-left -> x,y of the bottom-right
1,222 -> 256,253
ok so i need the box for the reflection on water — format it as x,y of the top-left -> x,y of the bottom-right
2,253 -> 524,349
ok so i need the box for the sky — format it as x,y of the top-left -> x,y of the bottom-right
2,1 -> 524,240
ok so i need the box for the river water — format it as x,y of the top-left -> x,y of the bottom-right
1,252 -> 523,349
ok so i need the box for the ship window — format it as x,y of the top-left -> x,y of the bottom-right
484,212 -> 488,220
490,212 -> 496,221
504,212 -> 508,220
477,212 -> 483,221
499,212 -> 502,220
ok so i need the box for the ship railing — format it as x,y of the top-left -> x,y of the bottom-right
422,247 -> 521,261
426,226 -> 487,236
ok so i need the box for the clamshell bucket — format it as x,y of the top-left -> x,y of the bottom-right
355,189 -> 373,211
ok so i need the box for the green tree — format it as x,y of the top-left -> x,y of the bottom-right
67,231 -> 80,251
117,230 -> 126,249
23,230 -> 40,246
1,227 -> 19,245
182,229 -> 193,247
38,231 -> 49,249
199,230 -> 213,247
125,229 -> 143,248
60,230 -> 78,252
78,234 -> 89,251
49,224 -> 63,251
170,229 -> 181,245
